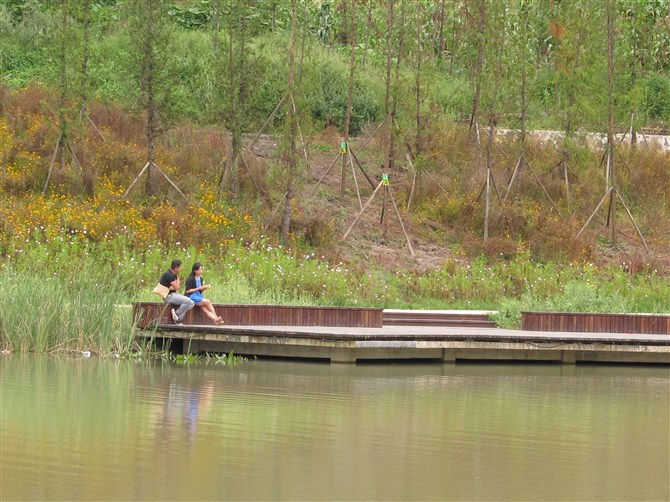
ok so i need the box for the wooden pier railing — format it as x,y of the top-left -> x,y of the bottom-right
522,311 -> 670,335
133,302 -> 383,329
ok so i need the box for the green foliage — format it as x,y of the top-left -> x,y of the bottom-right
0,267 -> 134,354
167,1 -> 211,30
643,74 -> 670,121
0,6 -> 54,87
302,56 -> 381,134
204,351 -> 246,366
172,352 -> 201,364
3,0 -> 665,133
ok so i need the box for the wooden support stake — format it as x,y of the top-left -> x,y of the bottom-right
563,159 -> 571,207
239,153 -> 264,196
248,93 -> 288,152
387,184 -> 415,256
578,186 -> 613,237
153,162 -> 188,200
525,158 -> 563,219
350,120 -> 384,157
503,154 -> 523,202
381,182 -> 387,224
65,139 -> 83,172
43,133 -> 63,193
122,161 -> 150,199
349,148 -> 376,189
349,149 -> 363,210
290,94 -> 309,164
605,184 -> 615,226
312,151 -> 342,191
406,153 -> 417,211
638,128 -> 652,150
477,122 -> 513,161
342,181 -> 383,241
616,189 -> 649,251
615,146 -> 632,174
88,116 -> 107,143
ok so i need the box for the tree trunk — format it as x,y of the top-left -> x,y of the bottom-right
415,1 -> 423,156
58,0 -> 69,180
341,0 -> 356,199
362,0 -> 373,67
383,0 -> 395,165
79,0 -> 90,122
228,3 -> 239,198
517,3 -> 528,192
606,0 -> 616,243
142,0 -> 158,197
484,2 -> 504,243
388,1 -> 406,173
281,0 -> 298,242
469,0 -> 486,143
436,0 -> 445,61
79,0 -> 93,197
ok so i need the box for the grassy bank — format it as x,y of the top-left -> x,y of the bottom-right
2,238 -> 669,353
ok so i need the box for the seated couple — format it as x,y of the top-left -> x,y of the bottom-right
159,260 -> 224,325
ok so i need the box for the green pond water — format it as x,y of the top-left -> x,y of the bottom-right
1,356 -> 668,501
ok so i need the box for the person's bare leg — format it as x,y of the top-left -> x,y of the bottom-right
199,299 -> 223,324
197,300 -> 218,322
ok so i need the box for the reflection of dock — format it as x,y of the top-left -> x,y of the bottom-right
133,303 -> 670,365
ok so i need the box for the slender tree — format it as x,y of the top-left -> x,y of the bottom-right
281,0 -> 298,242
78,0 -> 90,123
436,0 -> 446,62
220,0 -> 251,198
483,2 -> 505,242
125,0 -> 176,198
414,1 -> 425,157
387,0 -> 406,174
43,0 -> 88,195
469,0 -> 486,147
362,0 -> 373,67
340,0 -> 357,199
382,0 -> 395,163
606,0 -> 617,242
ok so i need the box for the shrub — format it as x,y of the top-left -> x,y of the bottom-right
644,74 -> 670,122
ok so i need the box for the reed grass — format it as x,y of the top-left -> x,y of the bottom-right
0,268 -> 136,354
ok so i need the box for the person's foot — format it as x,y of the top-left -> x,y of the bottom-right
171,309 -> 179,323
215,317 -> 224,325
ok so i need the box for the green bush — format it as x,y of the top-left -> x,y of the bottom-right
644,74 -> 670,122
302,59 -> 380,134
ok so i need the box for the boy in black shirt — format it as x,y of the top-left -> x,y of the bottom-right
159,260 -> 194,324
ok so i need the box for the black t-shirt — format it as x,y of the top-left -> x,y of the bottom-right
159,270 -> 178,294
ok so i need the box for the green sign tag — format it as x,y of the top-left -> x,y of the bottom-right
382,173 -> 389,185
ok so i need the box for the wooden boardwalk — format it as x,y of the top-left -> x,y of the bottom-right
134,305 -> 670,365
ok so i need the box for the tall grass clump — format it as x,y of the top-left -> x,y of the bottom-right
0,268 -> 134,354
492,267 -> 670,329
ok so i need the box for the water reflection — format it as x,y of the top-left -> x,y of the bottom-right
1,356 -> 668,501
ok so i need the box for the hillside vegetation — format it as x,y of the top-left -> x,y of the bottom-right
1,1 -> 670,352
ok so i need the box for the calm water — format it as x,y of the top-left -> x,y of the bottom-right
1,356 -> 668,501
